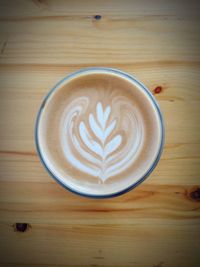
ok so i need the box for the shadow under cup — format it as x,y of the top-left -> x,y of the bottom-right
35,68 -> 164,198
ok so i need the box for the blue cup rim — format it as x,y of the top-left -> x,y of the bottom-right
35,67 -> 165,198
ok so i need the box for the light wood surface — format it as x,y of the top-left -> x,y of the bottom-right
0,1 -> 200,266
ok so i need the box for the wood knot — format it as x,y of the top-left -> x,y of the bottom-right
189,187 -> 200,201
13,223 -> 30,232
154,261 -> 164,267
94,15 -> 102,20
154,86 -> 162,94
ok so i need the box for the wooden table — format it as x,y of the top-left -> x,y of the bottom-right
0,1 -> 200,266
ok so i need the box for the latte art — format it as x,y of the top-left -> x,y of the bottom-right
36,68 -> 164,197
61,99 -> 143,182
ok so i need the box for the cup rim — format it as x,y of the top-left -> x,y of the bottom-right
35,67 -> 165,198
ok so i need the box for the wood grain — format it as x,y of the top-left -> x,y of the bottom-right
0,0 -> 200,267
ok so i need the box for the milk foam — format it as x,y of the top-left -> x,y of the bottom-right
60,98 -> 143,182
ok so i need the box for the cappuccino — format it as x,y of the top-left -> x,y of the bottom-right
36,68 -> 164,197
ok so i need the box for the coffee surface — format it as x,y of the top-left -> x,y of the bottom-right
37,70 -> 162,196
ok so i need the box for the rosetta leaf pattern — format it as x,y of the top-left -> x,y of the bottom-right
79,102 -> 122,160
